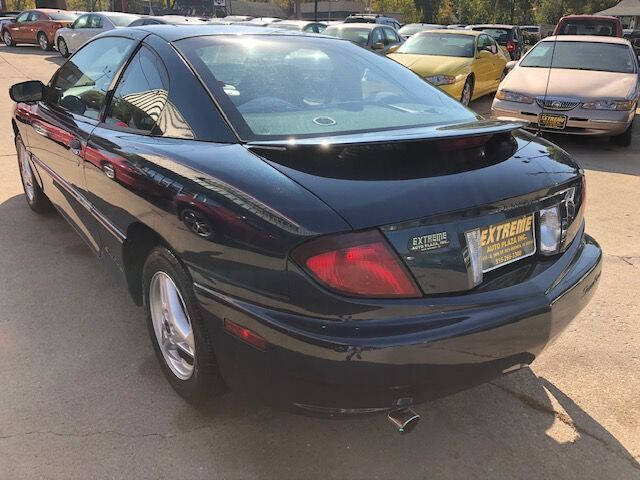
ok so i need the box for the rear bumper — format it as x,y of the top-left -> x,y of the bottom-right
492,99 -> 634,135
195,231 -> 601,413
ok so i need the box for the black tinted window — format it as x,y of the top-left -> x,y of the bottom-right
106,46 -> 194,138
47,37 -> 135,120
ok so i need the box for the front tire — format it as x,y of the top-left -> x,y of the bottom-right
37,32 -> 52,51
142,246 -> 223,403
610,121 -> 633,147
57,37 -> 69,57
16,135 -> 52,214
3,30 -> 15,47
460,76 -> 473,106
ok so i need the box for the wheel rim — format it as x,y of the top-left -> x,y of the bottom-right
461,82 -> 471,106
4,31 -> 11,46
18,140 -> 35,203
38,34 -> 47,50
58,39 -> 67,56
149,272 -> 195,380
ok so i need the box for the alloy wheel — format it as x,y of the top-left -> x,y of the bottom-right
58,38 -> 67,57
18,140 -> 35,203
3,31 -> 12,46
38,33 -> 48,50
461,80 -> 472,106
149,271 -> 196,380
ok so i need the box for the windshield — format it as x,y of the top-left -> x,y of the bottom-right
107,14 -> 139,27
397,33 -> 475,57
49,12 -> 78,21
521,41 -> 635,73
473,28 -> 509,44
558,20 -> 617,36
398,24 -> 435,36
275,23 -> 301,31
323,26 -> 370,46
176,35 -> 476,141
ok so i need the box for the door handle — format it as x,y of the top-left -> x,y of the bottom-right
69,138 -> 82,156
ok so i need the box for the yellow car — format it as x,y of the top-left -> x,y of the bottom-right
388,30 -> 508,105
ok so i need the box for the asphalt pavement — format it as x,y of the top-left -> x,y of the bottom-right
0,46 -> 638,480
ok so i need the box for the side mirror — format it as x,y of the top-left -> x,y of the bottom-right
372,42 -> 385,50
505,60 -> 517,70
9,17 -> 16,23
388,44 -> 400,53
9,80 -> 45,103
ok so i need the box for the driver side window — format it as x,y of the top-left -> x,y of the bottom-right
47,36 -> 135,120
15,12 -> 29,23
72,15 -> 89,29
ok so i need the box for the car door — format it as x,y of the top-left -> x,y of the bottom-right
474,34 -> 494,95
75,14 -> 103,49
66,14 -> 89,52
27,36 -> 137,252
487,36 -> 506,87
29,11 -> 48,44
9,11 -> 32,42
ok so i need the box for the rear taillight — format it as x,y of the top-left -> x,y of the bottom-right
292,230 -> 421,298
507,40 -> 516,52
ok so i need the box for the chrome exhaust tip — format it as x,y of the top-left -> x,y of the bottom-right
387,408 -> 420,434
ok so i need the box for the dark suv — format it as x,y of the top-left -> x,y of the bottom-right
344,13 -> 401,31
467,24 -> 524,60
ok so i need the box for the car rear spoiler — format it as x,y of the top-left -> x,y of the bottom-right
245,119 -> 526,148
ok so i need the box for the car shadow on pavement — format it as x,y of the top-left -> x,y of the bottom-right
0,45 -> 64,67
1,191 -> 638,479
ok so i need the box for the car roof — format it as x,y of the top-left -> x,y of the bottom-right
125,24 -> 323,42
325,23 -> 379,30
468,24 -> 516,29
559,14 -> 618,20
540,35 -> 630,45
33,9 -> 72,13
419,28 -> 480,36
277,20 -> 321,25
100,11 -> 137,16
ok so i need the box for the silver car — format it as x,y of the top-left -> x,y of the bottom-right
55,12 -> 140,57
492,35 -> 638,146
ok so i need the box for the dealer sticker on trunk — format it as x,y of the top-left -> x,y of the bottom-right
480,214 -> 536,272
409,231 -> 449,252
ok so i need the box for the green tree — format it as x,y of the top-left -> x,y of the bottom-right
536,0 -> 618,24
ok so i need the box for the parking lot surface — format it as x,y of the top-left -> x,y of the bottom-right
0,46 -> 638,480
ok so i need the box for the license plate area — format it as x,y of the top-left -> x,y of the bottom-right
480,214 -> 536,272
539,113 -> 567,130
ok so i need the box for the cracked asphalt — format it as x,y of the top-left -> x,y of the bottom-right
0,46 -> 638,480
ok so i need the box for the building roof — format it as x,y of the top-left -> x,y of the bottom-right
597,0 -> 640,16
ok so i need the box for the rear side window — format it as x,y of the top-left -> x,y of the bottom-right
47,36 -> 135,120
106,45 -> 194,138
88,15 -> 103,29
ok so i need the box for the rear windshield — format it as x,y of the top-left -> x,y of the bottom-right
472,28 -> 510,44
344,17 -> 375,23
397,33 -> 475,57
558,20 -> 617,36
176,35 -> 476,141
521,41 -> 635,73
106,14 -> 139,27
323,26 -> 370,46
49,12 -> 78,21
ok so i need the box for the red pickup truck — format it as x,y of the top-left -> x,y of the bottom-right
553,15 -> 623,37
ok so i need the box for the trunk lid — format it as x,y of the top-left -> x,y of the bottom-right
249,122 -> 582,294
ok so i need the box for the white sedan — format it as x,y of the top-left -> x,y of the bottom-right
55,12 -> 140,57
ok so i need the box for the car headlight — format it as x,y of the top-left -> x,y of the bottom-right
539,205 -> 562,255
495,89 -> 534,104
581,99 -> 636,111
425,75 -> 458,86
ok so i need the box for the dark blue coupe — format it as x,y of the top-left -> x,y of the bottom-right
10,25 -> 601,431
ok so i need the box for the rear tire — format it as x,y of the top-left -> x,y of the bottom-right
610,121 -> 633,147
37,32 -> 52,51
142,246 -> 224,404
460,77 -> 473,106
3,30 -> 15,47
16,135 -> 53,214
57,37 -> 69,57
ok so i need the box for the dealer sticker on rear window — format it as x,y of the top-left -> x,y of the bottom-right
480,214 -> 536,272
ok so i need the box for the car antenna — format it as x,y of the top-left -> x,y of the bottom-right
538,33 -> 559,137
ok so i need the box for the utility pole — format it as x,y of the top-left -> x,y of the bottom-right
314,0 -> 317,21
